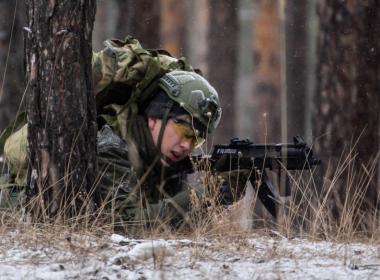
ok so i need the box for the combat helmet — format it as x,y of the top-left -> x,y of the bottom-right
157,70 -> 222,134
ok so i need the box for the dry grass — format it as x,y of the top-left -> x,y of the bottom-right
0,140 -> 379,251
0,146 -> 378,280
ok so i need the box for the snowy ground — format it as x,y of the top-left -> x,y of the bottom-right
0,230 -> 379,280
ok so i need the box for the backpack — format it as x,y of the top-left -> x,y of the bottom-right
0,35 -> 194,186
93,36 -> 193,139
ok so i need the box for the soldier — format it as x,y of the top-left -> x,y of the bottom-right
0,37 -> 222,232
95,70 -> 222,231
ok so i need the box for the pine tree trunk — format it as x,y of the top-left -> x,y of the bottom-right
314,0 -> 380,210
251,0 -> 282,143
208,0 -> 238,143
185,0 -> 209,75
285,1 -> 308,138
235,0 -> 254,139
160,0 -> 186,57
0,0 -> 25,138
93,0 -> 118,51
115,0 -> 160,48
25,0 -> 97,219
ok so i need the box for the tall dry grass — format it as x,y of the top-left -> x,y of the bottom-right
1,124 -> 379,246
0,147 -> 379,245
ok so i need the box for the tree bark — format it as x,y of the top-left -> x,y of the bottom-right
115,0 -> 160,48
251,0 -> 282,143
0,0 -> 25,141
93,0 -> 117,51
160,0 -> 186,57
25,0 -> 97,219
185,0 -> 209,75
285,1 -> 308,138
314,0 -> 380,210
208,0 -> 238,143
235,0 -> 254,139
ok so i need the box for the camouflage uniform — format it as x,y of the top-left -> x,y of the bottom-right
91,37 -> 221,230
0,36 -> 221,231
95,124 -> 197,230
91,37 -> 209,230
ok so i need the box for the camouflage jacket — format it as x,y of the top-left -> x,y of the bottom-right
0,36 -> 197,229
95,126 -> 197,231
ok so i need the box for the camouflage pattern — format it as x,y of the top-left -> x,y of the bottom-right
158,71 -> 222,133
0,123 -> 27,209
3,124 -> 27,186
1,36 -> 207,229
96,126 -> 198,230
92,36 -> 194,140
2,36 -> 194,185
0,174 -> 25,209
92,35 -> 192,96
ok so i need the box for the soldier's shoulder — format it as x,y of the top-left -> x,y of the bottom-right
97,125 -> 129,153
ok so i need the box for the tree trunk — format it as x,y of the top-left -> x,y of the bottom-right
115,0 -> 160,48
93,0 -> 117,51
160,0 -> 186,57
251,0 -> 282,143
314,0 -> 380,211
235,0 -> 254,139
208,0 -> 238,143
25,0 -> 97,219
285,1 -> 308,139
0,0 -> 25,141
185,0 -> 209,75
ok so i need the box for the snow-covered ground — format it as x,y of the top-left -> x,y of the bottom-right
0,230 -> 379,280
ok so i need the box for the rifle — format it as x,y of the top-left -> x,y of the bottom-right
191,136 -> 321,219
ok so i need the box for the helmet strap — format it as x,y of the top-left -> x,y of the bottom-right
157,99 -> 174,155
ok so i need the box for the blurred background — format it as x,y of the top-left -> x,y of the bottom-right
92,0 -> 316,146
0,0 -> 379,206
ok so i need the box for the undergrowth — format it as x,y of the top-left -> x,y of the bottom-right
0,142 -> 379,246
0,131 -> 380,247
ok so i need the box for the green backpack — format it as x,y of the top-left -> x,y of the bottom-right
0,35 -> 194,187
93,35 -> 193,139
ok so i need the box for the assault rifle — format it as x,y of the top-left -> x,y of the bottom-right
191,136 -> 321,219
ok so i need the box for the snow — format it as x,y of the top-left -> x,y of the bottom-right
0,231 -> 379,280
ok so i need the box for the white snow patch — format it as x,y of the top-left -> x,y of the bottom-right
128,240 -> 174,260
110,233 -> 129,244
110,239 -> 175,265
0,231 -> 379,279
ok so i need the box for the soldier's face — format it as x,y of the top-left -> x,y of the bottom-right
148,116 -> 196,166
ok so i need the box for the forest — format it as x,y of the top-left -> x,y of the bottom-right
0,0 -> 379,224
0,1 -> 379,279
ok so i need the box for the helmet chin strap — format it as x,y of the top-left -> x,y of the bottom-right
156,99 -> 174,164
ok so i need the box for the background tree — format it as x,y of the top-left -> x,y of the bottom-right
0,0 -> 25,145
285,1 -> 308,139
93,0 -> 117,51
314,0 -> 380,211
235,0 -> 254,139
208,0 -> 238,143
25,0 -> 97,219
160,0 -> 186,57
251,0 -> 282,143
115,0 -> 160,48
185,0 -> 209,76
